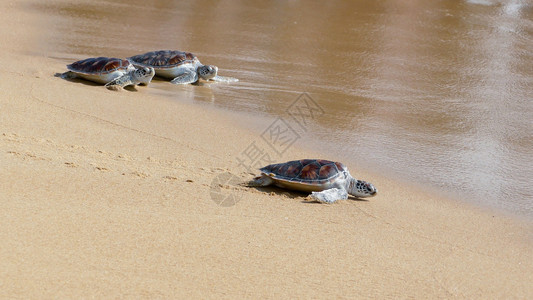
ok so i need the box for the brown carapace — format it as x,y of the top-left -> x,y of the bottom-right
260,159 -> 347,184
128,50 -> 198,69
67,57 -> 131,74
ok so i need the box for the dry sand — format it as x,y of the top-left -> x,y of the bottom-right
1,1 -> 532,298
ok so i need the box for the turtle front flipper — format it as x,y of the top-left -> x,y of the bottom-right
309,188 -> 348,204
60,71 -> 77,80
104,73 -> 134,91
170,70 -> 198,84
211,75 -> 239,83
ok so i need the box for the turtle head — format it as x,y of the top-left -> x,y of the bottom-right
347,178 -> 377,198
198,65 -> 218,80
133,67 -> 155,85
132,67 -> 154,83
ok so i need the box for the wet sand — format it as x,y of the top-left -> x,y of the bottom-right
31,0 -> 533,218
1,0 -> 533,298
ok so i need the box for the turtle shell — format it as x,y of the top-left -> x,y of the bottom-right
128,50 -> 199,69
67,57 -> 131,75
260,159 -> 347,186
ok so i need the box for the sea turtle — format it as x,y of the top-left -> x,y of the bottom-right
60,57 -> 155,90
128,50 -> 238,84
254,159 -> 377,203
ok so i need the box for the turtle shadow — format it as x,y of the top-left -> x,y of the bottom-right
150,76 -> 207,86
54,73 -> 99,86
245,183 -> 309,200
54,73 -> 139,91
299,196 -> 370,205
151,76 -> 171,83
347,197 -> 370,202
245,181 -> 369,204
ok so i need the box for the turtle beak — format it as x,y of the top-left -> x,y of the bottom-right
368,183 -> 377,195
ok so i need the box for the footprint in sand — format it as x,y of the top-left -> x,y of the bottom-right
131,171 -> 149,178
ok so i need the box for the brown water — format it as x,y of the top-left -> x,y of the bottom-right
31,0 -> 533,218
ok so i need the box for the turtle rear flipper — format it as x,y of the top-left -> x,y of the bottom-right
252,174 -> 274,187
60,71 -> 77,80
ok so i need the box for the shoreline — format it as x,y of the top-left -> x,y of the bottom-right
188,98 -> 533,223
1,1 -> 532,298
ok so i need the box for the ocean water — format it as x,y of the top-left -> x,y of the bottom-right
33,0 -> 533,218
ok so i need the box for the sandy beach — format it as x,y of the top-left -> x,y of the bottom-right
1,0 -> 532,298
